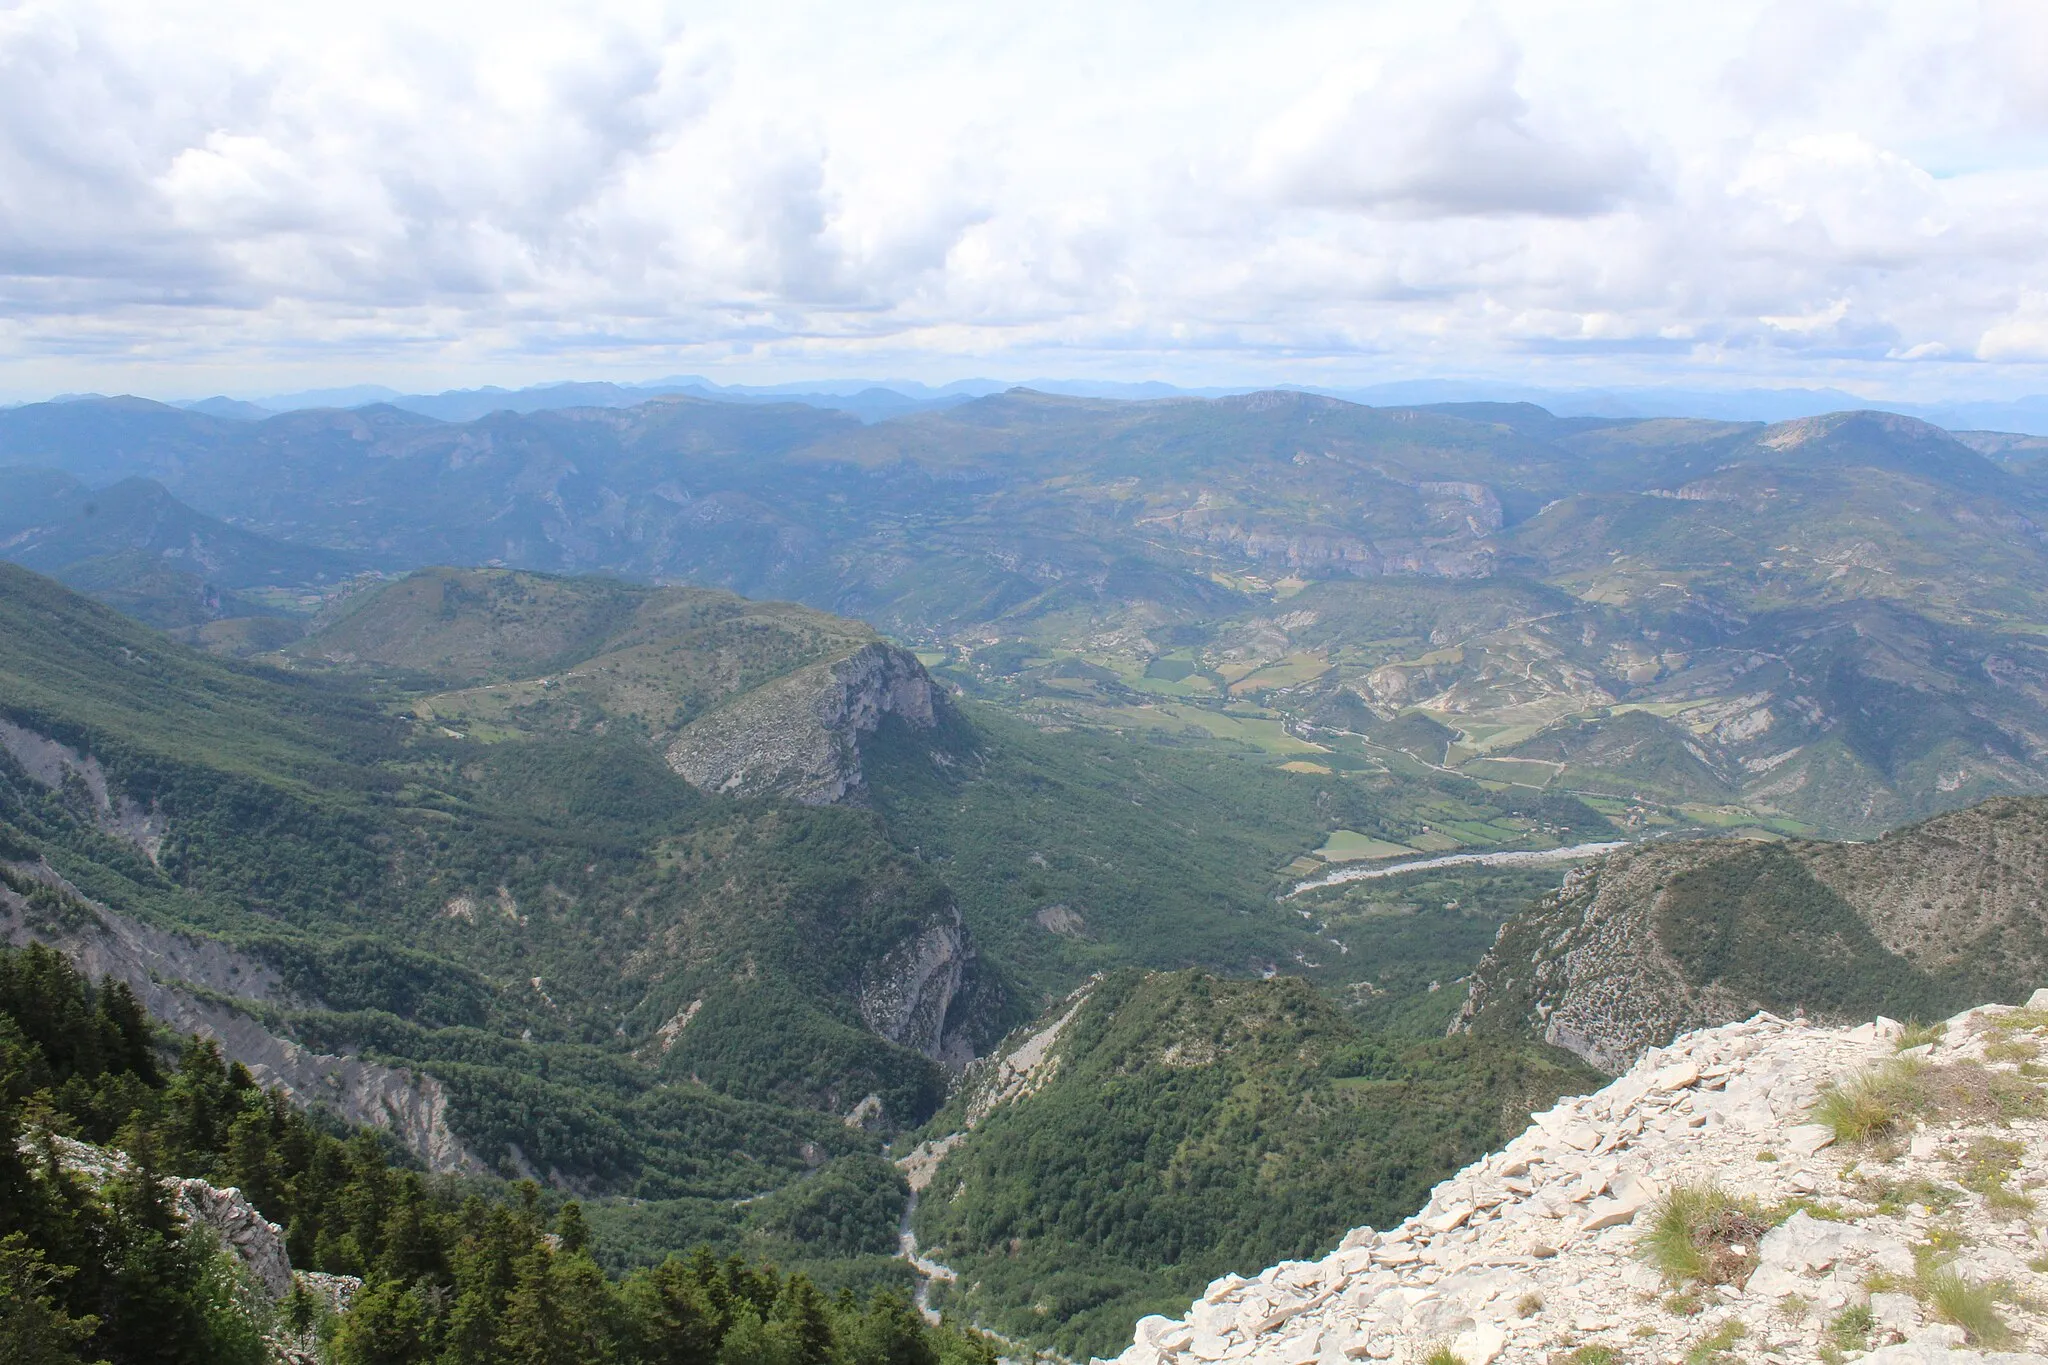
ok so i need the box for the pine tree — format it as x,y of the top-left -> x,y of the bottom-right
498,1248 -> 575,1365
330,1277 -> 441,1365
772,1274 -> 835,1365
621,1255 -> 721,1365
0,1232 -> 100,1365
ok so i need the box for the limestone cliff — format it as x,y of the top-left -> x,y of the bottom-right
1113,999 -> 2048,1365
2,862 -> 484,1174
666,641 -> 944,803
859,905 -> 975,1064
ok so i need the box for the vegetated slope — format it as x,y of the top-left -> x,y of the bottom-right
0,940 -> 1000,1365
0,467 -> 368,630
296,568 -> 1602,1019
1456,796 -> 2048,1071
0,561 -> 1004,1277
908,970 -> 1596,1358
292,567 -> 932,803
862,704 -> 1612,1008
8,393 -> 2048,837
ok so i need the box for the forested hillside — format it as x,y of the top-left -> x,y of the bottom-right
0,940 -> 998,1365
906,972 -> 1596,1358
0,559 -> 1589,1320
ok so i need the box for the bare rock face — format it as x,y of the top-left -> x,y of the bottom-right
666,642 -> 942,804
859,908 -> 972,1062
0,718 -> 168,862
2,863 -> 485,1174
175,1176 -> 296,1298
1454,845 -> 1750,1074
1112,1002 -> 2048,1365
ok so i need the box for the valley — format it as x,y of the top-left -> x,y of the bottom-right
5,387 -> 2048,1358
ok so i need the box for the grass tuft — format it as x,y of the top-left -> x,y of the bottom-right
1924,1268 -> 2013,1348
1813,1060 -> 1926,1143
1895,1021 -> 1945,1052
1682,1320 -> 1745,1365
1825,1304 -> 1872,1353
1516,1293 -> 1544,1319
1642,1184 -> 1768,1287
1813,1057 -> 2045,1146
1558,1348 -> 1621,1365
1421,1344 -> 1467,1365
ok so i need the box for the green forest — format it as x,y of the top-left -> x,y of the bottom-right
910,971 -> 1595,1357
0,941 -> 997,1365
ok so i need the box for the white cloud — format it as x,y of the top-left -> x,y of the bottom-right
0,0 -> 2044,398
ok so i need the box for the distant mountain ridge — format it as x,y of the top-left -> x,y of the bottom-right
3,390 -> 2047,838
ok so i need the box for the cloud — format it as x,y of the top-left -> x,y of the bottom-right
1254,30 -> 1650,218
0,0 -> 2043,398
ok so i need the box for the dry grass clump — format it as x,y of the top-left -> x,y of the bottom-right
1812,1058 -> 2043,1144
1420,1344 -> 1466,1365
1895,1021 -> 1946,1052
1555,1347 -> 1622,1365
1682,1320 -> 1745,1365
1643,1184 -> 1769,1287
1923,1267 -> 2015,1348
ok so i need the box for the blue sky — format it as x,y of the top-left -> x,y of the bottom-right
3,0 -> 2047,403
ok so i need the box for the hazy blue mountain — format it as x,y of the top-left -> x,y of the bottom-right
4,388 -> 2046,836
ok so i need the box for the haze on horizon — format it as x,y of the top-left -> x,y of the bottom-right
3,0 -> 2047,406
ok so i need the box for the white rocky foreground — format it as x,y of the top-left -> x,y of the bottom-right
1110,999 -> 2048,1365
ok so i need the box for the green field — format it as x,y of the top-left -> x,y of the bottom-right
1315,829 -> 1415,861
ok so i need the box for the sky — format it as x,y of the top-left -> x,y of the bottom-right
3,0 -> 2048,403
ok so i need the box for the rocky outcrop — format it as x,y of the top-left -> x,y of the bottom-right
1111,1000 -> 2048,1365
0,718 -> 168,862
27,1133 -> 303,1300
2,863 -> 485,1174
860,907 -> 973,1062
666,642 -> 942,803
1454,847 -> 1750,1073
1457,801 -> 2048,1074
25,1130 -> 364,1363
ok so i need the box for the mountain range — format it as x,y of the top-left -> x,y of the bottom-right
7,381 -> 2048,1359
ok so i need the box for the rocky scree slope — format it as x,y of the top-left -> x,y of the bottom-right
1114,1000 -> 2048,1365
1456,799 -> 2048,1073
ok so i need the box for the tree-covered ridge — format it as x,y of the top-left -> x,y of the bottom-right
0,941 -> 998,1365
910,971 -> 1597,1358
